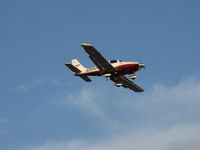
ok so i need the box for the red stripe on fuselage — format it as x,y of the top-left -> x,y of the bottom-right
116,63 -> 139,74
76,63 -> 139,76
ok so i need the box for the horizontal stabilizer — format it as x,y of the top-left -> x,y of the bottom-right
65,63 -> 91,82
80,76 -> 92,82
65,64 -> 81,73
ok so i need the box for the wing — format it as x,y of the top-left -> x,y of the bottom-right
111,75 -> 144,92
81,43 -> 116,73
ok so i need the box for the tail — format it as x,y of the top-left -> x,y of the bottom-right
71,59 -> 87,72
65,59 -> 91,82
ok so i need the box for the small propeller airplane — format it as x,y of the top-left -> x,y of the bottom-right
65,43 -> 145,92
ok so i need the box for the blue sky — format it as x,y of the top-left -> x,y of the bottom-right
1,0 -> 200,150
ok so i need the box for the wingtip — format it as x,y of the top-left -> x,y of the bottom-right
81,43 -> 93,47
139,89 -> 144,92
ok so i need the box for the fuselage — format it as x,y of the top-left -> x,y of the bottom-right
75,60 -> 141,77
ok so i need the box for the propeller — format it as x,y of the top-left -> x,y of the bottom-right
138,56 -> 145,70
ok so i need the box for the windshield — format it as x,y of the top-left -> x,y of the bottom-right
110,60 -> 117,63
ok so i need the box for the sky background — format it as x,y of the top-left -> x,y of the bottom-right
1,0 -> 200,150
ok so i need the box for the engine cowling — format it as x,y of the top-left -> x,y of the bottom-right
129,75 -> 138,80
114,83 -> 122,87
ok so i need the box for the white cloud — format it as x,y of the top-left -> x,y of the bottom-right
65,87 -> 127,130
66,88 -> 106,119
65,75 -> 200,128
129,76 -> 200,124
23,125 -> 200,150
21,75 -> 200,150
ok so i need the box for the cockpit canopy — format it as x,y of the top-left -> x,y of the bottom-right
109,60 -> 122,63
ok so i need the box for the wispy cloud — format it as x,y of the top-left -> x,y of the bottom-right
22,125 -> 200,150
20,74 -> 200,150
65,75 -> 200,128
66,88 -> 106,119
16,79 -> 46,91
15,78 -> 66,91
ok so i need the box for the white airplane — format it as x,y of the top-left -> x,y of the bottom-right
65,43 -> 145,92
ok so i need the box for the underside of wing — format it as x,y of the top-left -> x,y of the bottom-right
81,43 -> 116,73
111,75 -> 144,92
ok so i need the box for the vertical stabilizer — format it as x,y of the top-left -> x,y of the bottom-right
71,59 -> 87,72
65,59 -> 91,82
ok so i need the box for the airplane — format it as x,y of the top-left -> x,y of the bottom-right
65,43 -> 145,92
